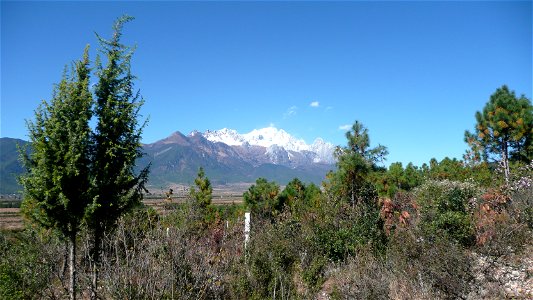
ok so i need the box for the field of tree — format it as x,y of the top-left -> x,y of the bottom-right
1,16 -> 532,300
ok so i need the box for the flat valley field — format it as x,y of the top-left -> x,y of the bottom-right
0,190 -> 245,231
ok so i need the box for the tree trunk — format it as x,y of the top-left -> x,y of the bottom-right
61,243 -> 68,282
350,171 -> 356,207
90,231 -> 101,300
502,142 -> 510,184
351,185 -> 355,207
69,233 -> 77,300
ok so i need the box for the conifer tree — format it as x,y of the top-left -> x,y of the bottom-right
331,121 -> 388,206
19,47 -> 93,300
190,167 -> 213,209
244,178 -> 280,219
19,16 -> 148,300
85,15 -> 149,299
465,85 -> 532,183
278,178 -> 306,210
323,121 -> 388,254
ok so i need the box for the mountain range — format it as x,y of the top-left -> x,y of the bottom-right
0,127 -> 337,194
0,138 -> 28,194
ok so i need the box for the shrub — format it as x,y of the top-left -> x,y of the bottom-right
415,180 -> 478,246
306,182 -> 387,263
243,178 -> 281,221
331,249 -> 390,300
244,217 -> 300,299
0,229 -> 61,299
387,229 -> 473,299
302,256 -> 327,291
380,191 -> 417,235
475,181 -> 532,256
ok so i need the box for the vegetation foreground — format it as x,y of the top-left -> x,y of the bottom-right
1,160 -> 532,299
2,15 -> 532,300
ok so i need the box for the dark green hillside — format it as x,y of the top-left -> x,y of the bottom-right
0,138 -> 27,194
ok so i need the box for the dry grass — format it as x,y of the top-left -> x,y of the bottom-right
0,207 -> 23,230
0,195 -> 244,230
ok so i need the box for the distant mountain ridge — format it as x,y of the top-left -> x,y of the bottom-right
0,138 -> 28,194
0,128 -> 336,193
203,127 -> 335,164
141,127 -> 336,187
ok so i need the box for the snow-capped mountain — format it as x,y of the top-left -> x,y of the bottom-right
203,128 -> 245,146
203,127 -> 335,164
1,129 -> 337,191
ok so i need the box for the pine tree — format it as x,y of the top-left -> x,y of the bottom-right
19,47 -> 93,300
243,178 -> 280,220
465,85 -> 533,183
190,167 -> 213,209
332,121 -> 388,206
278,178 -> 306,211
322,121 -> 388,255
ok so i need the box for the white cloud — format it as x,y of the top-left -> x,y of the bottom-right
338,124 -> 351,131
284,106 -> 298,118
310,101 -> 320,108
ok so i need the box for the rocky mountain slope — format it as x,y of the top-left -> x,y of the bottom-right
0,128 -> 336,193
141,128 -> 336,187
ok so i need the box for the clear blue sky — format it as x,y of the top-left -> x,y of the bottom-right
2,1 -> 531,167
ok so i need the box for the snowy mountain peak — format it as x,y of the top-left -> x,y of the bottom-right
242,126 -> 309,152
202,127 -> 335,164
204,128 -> 244,146
189,130 -> 201,137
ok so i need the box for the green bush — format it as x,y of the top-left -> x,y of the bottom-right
244,218 -> 300,299
0,263 -> 24,300
308,193 -> 387,262
415,180 -> 478,246
243,178 -> 281,221
0,230 -> 59,299
302,256 -> 327,291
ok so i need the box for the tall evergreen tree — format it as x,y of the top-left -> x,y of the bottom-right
19,47 -> 93,300
322,121 -> 388,255
85,15 -> 149,299
465,85 -> 533,183
19,16 -> 148,300
331,121 -> 388,206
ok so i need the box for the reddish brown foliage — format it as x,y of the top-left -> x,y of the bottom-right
380,192 -> 417,235
475,189 -> 511,246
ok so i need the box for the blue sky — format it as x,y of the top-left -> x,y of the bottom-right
2,1 -> 531,167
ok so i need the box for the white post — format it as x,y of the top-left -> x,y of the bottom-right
244,212 -> 251,250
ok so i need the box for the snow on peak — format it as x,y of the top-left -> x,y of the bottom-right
242,126 -> 309,152
203,128 -> 244,146
189,130 -> 201,137
202,126 -> 335,164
